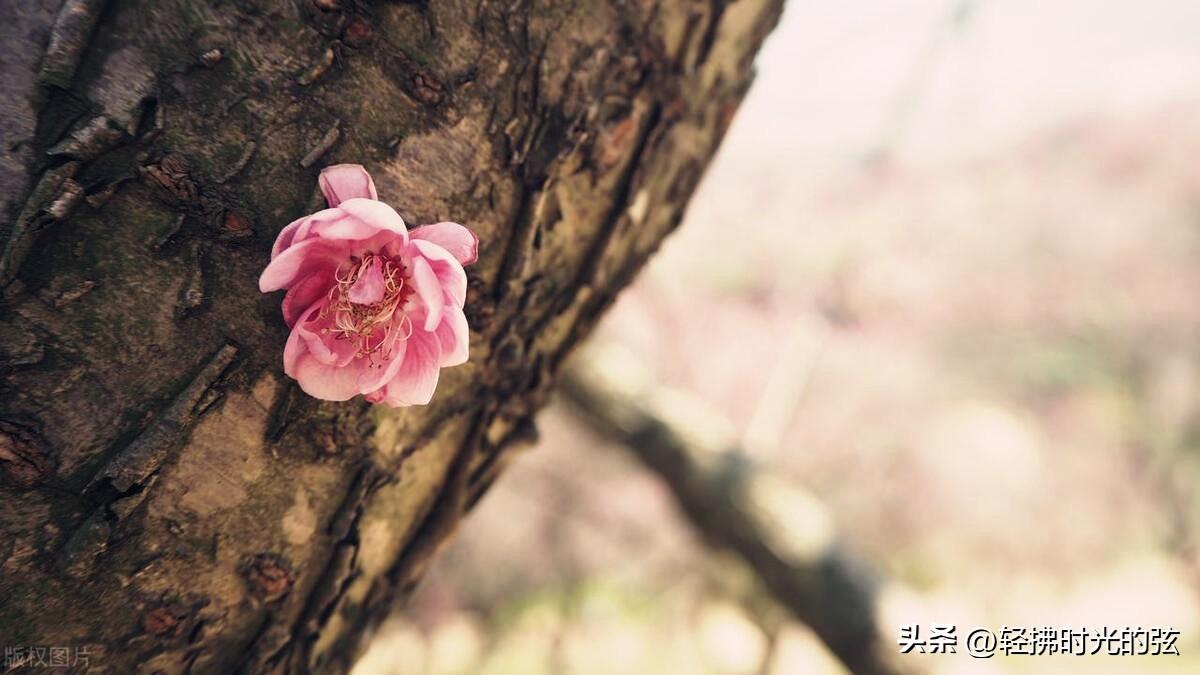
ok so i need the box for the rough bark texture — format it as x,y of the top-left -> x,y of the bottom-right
0,1 -> 782,673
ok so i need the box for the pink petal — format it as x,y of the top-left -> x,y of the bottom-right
283,324 -> 305,376
411,239 -> 467,308
259,238 -> 342,292
292,352 -> 366,401
410,256 -> 444,331
271,214 -> 310,259
283,318 -> 366,401
281,270 -> 333,328
324,198 -> 407,240
409,221 -> 478,265
347,258 -> 386,304
296,308 -> 357,367
377,329 -> 442,406
273,207 -> 356,259
290,200 -> 406,245
435,308 -> 469,367
319,164 -> 378,206
285,303 -> 408,397
289,206 -> 345,244
356,327 -> 409,394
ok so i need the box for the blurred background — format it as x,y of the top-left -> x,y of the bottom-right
354,1 -> 1200,673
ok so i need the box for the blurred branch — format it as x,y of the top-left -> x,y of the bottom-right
559,346 -> 919,675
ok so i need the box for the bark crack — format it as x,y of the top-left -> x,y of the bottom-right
55,344 -> 239,578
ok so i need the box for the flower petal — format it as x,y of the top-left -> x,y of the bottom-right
283,322 -> 306,377
411,239 -> 467,308
260,238 -> 342,292
435,308 -> 469,367
410,256 -> 444,331
287,301 -> 407,396
271,214 -> 309,259
324,198 -> 407,240
281,270 -> 333,328
289,200 -> 406,246
409,221 -> 478,265
290,206 -> 346,244
319,164 -> 378,206
347,258 -> 386,305
356,326 -> 409,394
296,306 -> 357,367
292,352 -> 366,401
377,329 -> 442,406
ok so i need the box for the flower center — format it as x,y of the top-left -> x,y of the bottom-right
321,253 -> 413,361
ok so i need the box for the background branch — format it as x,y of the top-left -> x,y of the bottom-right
559,345 -> 917,675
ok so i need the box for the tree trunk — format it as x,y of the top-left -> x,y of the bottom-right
0,1 -> 782,673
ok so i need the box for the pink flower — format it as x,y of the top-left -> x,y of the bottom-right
260,164 -> 477,406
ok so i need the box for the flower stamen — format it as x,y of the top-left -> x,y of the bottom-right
319,254 -> 413,362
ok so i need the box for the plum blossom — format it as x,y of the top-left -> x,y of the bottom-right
260,164 -> 477,406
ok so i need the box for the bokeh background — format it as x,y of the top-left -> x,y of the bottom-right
354,1 -> 1200,673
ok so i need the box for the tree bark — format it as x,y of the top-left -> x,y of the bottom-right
0,0 -> 783,673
